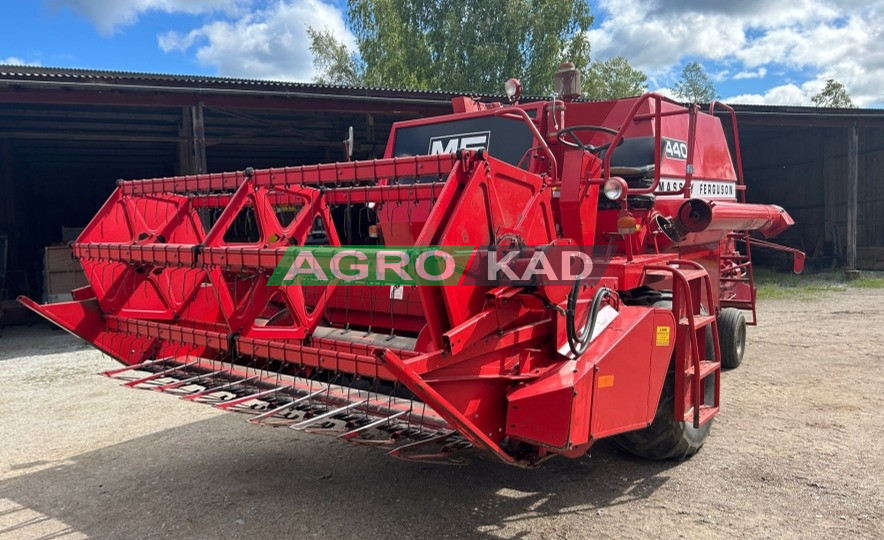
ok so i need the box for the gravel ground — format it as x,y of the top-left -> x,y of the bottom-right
0,291 -> 882,539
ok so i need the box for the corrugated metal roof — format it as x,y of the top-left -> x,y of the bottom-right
0,64 -> 512,101
1,65 -> 882,118
722,103 -> 884,116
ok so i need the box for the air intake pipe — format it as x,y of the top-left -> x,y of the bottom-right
674,199 -> 795,239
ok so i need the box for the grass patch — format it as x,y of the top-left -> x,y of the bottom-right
754,268 -> 884,299
849,275 -> 884,288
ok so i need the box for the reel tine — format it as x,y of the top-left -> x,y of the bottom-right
289,399 -> 368,431
214,386 -> 285,411
339,409 -> 410,440
152,369 -> 225,393
122,360 -> 198,388
387,430 -> 457,458
102,358 -> 168,378
182,375 -> 260,401
248,387 -> 327,425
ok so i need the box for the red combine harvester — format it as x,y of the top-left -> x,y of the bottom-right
21,67 -> 803,466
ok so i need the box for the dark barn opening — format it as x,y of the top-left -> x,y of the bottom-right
0,67 -> 457,320
720,108 -> 884,270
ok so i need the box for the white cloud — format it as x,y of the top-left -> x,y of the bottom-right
51,0 -> 249,35
725,82 -> 816,106
159,0 -> 353,82
652,87 -> 677,100
587,0 -> 746,72
712,69 -> 731,83
733,68 -> 767,80
589,0 -> 884,106
1,57 -> 41,66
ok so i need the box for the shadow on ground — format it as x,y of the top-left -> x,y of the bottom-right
0,411 -> 681,539
0,323 -> 88,362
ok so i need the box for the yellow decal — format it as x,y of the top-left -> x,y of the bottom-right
656,325 -> 671,346
598,375 -> 615,388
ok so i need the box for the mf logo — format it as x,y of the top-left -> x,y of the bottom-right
428,131 -> 491,155
662,138 -> 688,160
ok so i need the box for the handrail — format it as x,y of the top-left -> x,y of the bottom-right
643,260 -> 717,428
708,101 -> 746,202
494,107 -> 557,180
501,96 -> 732,203
644,264 -> 701,427
601,93 -> 688,198
683,105 -> 699,198
671,259 -> 721,426
742,236 -> 806,274
602,93 -> 660,194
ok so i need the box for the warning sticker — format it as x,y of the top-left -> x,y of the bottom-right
656,326 -> 671,346
390,285 -> 404,300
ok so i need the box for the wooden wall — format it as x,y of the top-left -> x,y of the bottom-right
741,125 -> 884,263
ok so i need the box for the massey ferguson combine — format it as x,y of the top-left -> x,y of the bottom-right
21,65 -> 803,466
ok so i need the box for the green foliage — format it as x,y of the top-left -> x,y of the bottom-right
307,27 -> 362,86
585,56 -> 647,100
307,1 -> 648,98
346,0 -> 593,94
811,79 -> 855,108
672,61 -> 718,103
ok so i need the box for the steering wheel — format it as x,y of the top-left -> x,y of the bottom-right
556,125 -> 622,154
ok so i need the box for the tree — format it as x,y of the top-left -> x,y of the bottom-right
346,0 -> 592,94
673,61 -> 718,103
585,56 -> 647,100
811,79 -> 855,108
307,27 -> 362,86
310,0 -> 593,94
308,1 -> 647,98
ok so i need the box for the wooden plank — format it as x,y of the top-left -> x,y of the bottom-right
0,108 -> 182,122
191,102 -> 207,174
177,106 -> 192,175
857,247 -> 884,270
858,129 -> 884,247
0,131 -> 184,143
823,129 -> 835,242
43,245 -> 88,300
846,123 -> 858,271
1,140 -> 12,233
44,246 -> 79,271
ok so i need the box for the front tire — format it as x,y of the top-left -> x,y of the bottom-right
718,308 -> 746,369
613,370 -> 712,460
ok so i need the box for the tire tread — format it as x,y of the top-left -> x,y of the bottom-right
613,372 -> 710,461
718,307 -> 746,369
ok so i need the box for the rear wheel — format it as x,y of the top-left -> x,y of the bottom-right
612,294 -> 712,460
613,370 -> 711,460
717,308 -> 746,369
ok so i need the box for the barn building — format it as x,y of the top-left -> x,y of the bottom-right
1,66 -> 882,321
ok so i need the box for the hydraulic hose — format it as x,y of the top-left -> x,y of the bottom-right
567,285 -> 615,358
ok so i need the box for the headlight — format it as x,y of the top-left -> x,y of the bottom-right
504,78 -> 521,102
603,178 -> 626,201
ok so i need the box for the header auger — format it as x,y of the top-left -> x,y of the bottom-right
21,74 -> 802,467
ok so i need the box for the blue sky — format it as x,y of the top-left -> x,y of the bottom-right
2,1 -> 881,106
